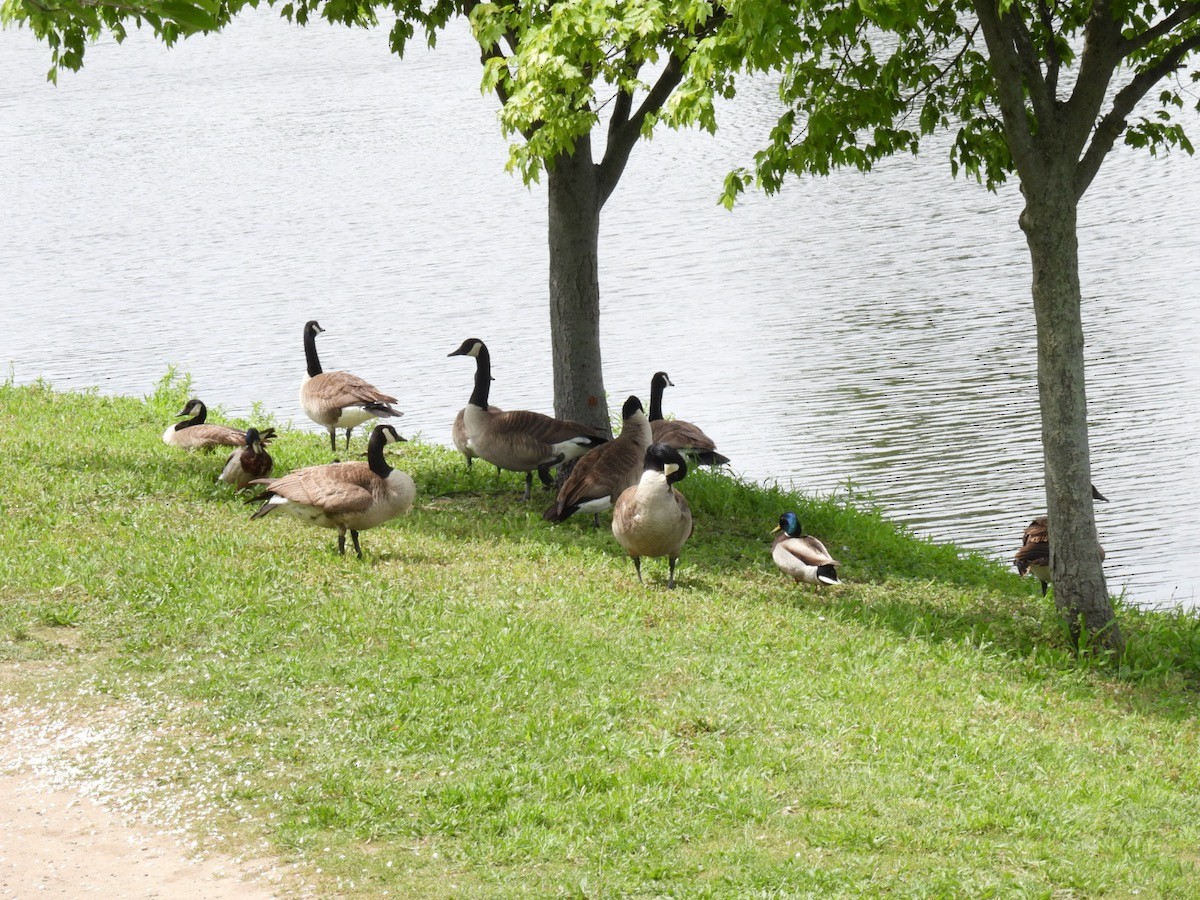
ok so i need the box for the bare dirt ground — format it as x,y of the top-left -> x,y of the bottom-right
0,769 -> 280,898
0,677 -> 304,899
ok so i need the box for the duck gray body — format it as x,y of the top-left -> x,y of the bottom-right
772,512 -> 840,587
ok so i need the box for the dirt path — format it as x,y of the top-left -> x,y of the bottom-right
0,770 -> 280,898
0,692 -> 299,898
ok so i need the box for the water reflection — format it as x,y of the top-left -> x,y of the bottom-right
2,12 -> 1198,606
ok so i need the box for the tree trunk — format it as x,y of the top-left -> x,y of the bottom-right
547,135 -> 612,437
1020,185 -> 1123,654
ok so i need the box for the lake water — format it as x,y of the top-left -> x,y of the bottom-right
3,12 -> 1199,607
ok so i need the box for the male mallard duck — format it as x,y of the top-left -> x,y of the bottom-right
543,395 -> 653,526
771,512 -> 840,587
648,371 -> 729,467
249,424 -> 414,558
448,338 -> 607,499
300,320 -> 403,452
612,442 -> 693,588
163,399 -> 276,451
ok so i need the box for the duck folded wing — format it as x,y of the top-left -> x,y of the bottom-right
776,536 -> 838,567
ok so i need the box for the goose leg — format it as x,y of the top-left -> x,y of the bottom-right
592,513 -> 600,529
351,530 -> 363,559
521,471 -> 534,502
329,429 -> 338,453
1040,580 -> 1049,597
632,557 -> 643,585
668,557 -> 678,590
337,526 -> 347,555
344,428 -> 353,451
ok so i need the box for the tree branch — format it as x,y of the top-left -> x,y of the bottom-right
1075,30 -> 1200,196
1004,8 -> 1054,124
1036,0 -> 1061,96
1122,1 -> 1200,53
1059,0 -> 1124,159
973,0 -> 1041,183
898,21 -> 978,107
596,51 -> 685,204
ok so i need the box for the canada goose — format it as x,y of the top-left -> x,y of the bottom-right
300,320 -> 403,452
448,338 -> 607,499
543,395 -> 653,526
452,405 -> 498,470
612,443 -> 694,588
648,371 -> 730,467
218,427 -> 274,490
771,512 -> 841,587
1014,485 -> 1108,595
163,399 -> 276,451
249,423 -> 415,558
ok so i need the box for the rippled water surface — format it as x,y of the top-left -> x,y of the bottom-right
3,13 -> 1199,606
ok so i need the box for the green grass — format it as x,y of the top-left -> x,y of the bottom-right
3,375 -> 1200,897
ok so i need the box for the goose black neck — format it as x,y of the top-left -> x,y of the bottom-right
366,431 -> 394,478
468,344 -> 492,408
304,327 -> 323,377
649,379 -> 666,422
178,403 -> 207,429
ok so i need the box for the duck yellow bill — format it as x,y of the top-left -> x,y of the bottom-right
770,525 -> 781,534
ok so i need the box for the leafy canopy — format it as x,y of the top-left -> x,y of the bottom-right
723,0 -> 1200,205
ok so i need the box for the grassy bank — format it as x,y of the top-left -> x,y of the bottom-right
2,377 -> 1199,897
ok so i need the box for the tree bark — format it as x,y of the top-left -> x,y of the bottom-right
1020,183 -> 1123,654
547,134 -> 612,437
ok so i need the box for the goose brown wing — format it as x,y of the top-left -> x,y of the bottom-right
178,424 -> 247,448
259,464 -> 375,513
1014,540 -> 1049,575
309,372 -> 399,409
558,439 -> 643,506
490,409 -> 602,443
1023,516 -> 1049,546
652,419 -> 717,453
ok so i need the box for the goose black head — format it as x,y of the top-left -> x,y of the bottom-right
773,512 -> 802,537
374,423 -> 408,445
644,442 -> 688,483
304,320 -> 325,336
652,371 -> 674,390
621,395 -> 644,421
176,398 -> 205,418
448,338 -> 486,358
